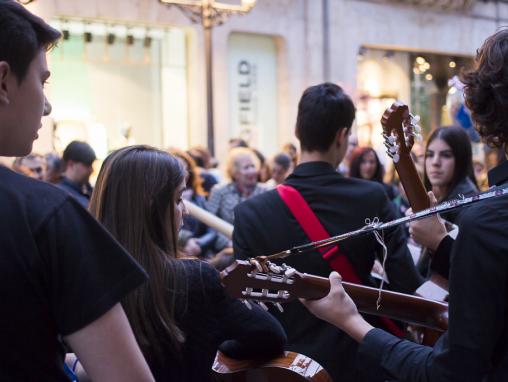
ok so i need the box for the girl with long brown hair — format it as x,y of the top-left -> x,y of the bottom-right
89,145 -> 285,381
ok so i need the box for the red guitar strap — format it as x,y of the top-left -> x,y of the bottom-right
276,184 -> 404,337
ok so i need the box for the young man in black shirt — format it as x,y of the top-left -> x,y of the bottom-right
0,1 -> 154,380
233,83 -> 423,381
57,140 -> 96,208
302,29 -> 508,382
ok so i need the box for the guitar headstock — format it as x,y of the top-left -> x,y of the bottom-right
381,101 -> 422,164
220,259 -> 328,312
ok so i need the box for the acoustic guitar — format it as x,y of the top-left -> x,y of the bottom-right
221,259 -> 449,332
212,350 -> 333,382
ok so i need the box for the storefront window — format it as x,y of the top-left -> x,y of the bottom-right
356,47 -> 473,157
47,21 -> 188,158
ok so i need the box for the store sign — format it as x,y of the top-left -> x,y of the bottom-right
237,60 -> 256,129
228,33 -> 278,154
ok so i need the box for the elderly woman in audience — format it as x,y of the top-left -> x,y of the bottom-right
206,147 -> 269,224
89,145 -> 285,382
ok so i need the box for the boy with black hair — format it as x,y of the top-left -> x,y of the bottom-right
0,1 -> 154,380
233,82 -> 423,381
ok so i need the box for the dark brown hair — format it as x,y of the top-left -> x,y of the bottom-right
0,0 -> 61,82
462,28 -> 508,148
89,145 -> 186,361
349,147 -> 384,183
423,126 -> 477,199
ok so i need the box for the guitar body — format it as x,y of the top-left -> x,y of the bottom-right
212,351 -> 333,382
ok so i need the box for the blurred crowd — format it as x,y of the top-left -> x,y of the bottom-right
7,123 -> 505,275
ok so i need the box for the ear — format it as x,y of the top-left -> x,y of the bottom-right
335,128 -> 349,148
0,62 -> 11,105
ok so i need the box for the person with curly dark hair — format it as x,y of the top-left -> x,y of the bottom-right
301,29 -> 508,382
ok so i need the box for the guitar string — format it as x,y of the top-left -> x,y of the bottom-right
373,229 -> 387,310
364,217 -> 388,309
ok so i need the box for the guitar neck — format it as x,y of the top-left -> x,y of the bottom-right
299,273 -> 448,331
395,160 -> 430,212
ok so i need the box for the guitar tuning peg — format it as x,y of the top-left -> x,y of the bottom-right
273,302 -> 284,313
415,134 -> 423,142
269,263 -> 281,274
242,300 -> 253,310
249,259 -> 263,273
382,134 -> 396,145
389,145 -> 399,154
258,301 -> 269,311
411,114 -> 421,124
413,124 -> 422,134
284,268 -> 296,277
392,153 -> 400,163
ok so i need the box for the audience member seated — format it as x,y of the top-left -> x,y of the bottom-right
89,145 -> 286,382
57,141 -> 96,208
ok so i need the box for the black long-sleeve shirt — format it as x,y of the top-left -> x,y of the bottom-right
147,260 -> 286,381
357,160 -> 508,382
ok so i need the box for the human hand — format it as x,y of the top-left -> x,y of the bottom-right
408,191 -> 447,251
209,247 -> 234,270
300,272 -> 373,342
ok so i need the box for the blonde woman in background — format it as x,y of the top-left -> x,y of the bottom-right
206,147 -> 269,224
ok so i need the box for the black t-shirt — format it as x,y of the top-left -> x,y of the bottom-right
0,166 -> 148,381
